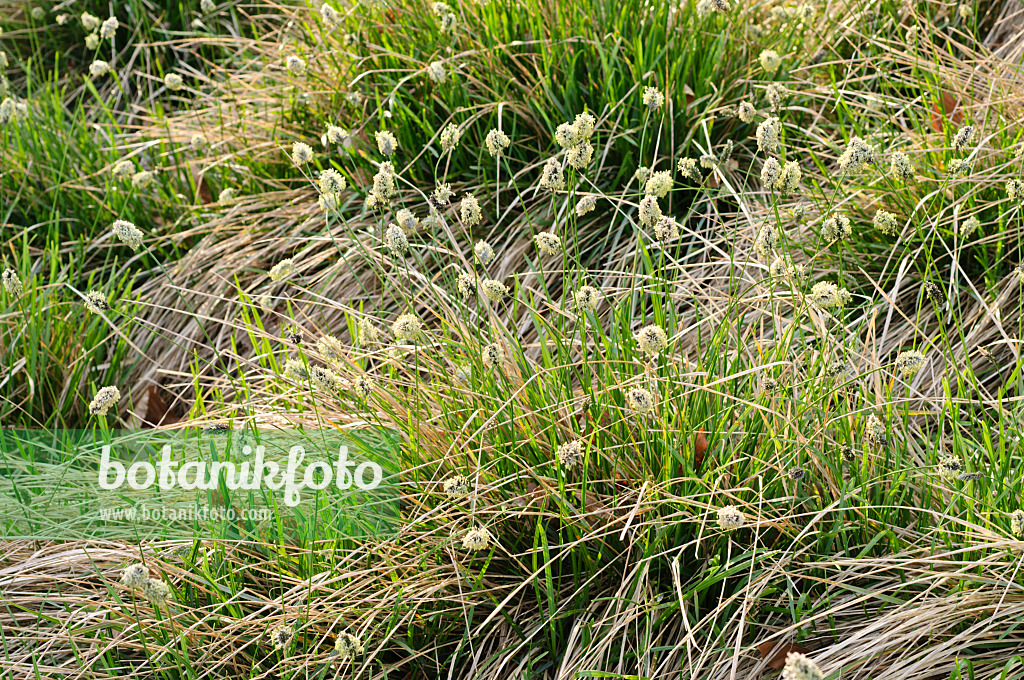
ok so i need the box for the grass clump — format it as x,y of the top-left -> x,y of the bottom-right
3,0 -> 1024,678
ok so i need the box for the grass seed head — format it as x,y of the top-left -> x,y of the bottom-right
894,349 -> 926,379
485,128 -> 511,156
120,563 -> 148,589
112,220 -> 143,251
782,652 -> 824,680
392,313 -> 423,342
645,170 -> 673,198
642,86 -> 664,111
716,505 -> 745,530
462,526 -> 493,551
756,117 -> 781,154
89,385 -> 121,416
2,268 -> 23,296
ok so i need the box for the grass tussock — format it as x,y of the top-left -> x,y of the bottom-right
3,0 -> 1024,678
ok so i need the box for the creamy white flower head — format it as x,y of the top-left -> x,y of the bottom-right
460,194 -> 482,226
635,324 -> 668,355
443,474 -> 471,498
81,12 -> 100,31
645,170 -> 673,198
766,82 -> 784,112
456,271 -> 474,299
392,313 -> 423,342
821,214 -> 851,241
952,125 -> 974,153
190,134 -> 207,152
894,349 -> 926,379
481,278 -> 508,302
440,122 -> 461,152
462,526 -> 493,551
384,223 -> 408,255
696,0 -> 729,17
635,167 -> 652,185
474,240 -> 495,266
873,209 -> 899,236
334,632 -> 363,660
100,16 -> 118,40
291,142 -> 314,165
755,117 -> 781,154
654,216 -> 679,242
638,195 -> 662,226
539,158 -> 565,191
575,285 -> 600,312
808,280 -> 851,309
642,86 -> 664,111
958,215 -> 980,236
112,220 -> 143,251
716,505 -> 744,530
1008,179 -> 1024,201
482,343 -> 502,369
112,159 -> 134,178
270,624 -> 293,650
0,99 -> 15,126
318,168 -> 346,195
354,376 -> 373,398
761,157 -> 781,191
576,194 -> 597,216
677,157 -> 700,181
143,577 -> 171,602
778,160 -> 801,196
754,224 -> 777,259
326,125 -> 348,145
738,101 -> 756,123
164,73 -> 183,90
285,55 -> 306,76
320,3 -> 341,27
890,151 -> 913,181
947,158 -> 971,177
218,188 -> 236,204
269,258 -> 295,282
394,209 -> 418,232
201,0 -> 217,12
357,318 -> 379,346
625,386 -> 654,415
83,290 -> 110,313
534,231 -> 562,256
85,33 -> 101,50
556,440 -> 584,469
376,130 -> 398,156
1011,510 -> 1024,538
485,129 -> 511,156
781,652 -> 823,680
372,162 -> 397,202
89,60 -> 110,77
89,385 -> 121,416
310,364 -> 343,392
759,49 -> 782,72
120,563 -> 148,588
432,181 -> 453,206
838,137 -> 874,174
565,142 -> 593,170
3,268 -> 22,297
131,170 -> 154,189
309,335 -> 341,365
427,60 -> 446,83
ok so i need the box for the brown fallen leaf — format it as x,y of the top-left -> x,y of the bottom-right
929,90 -> 963,132
758,639 -> 811,670
694,429 -> 708,470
